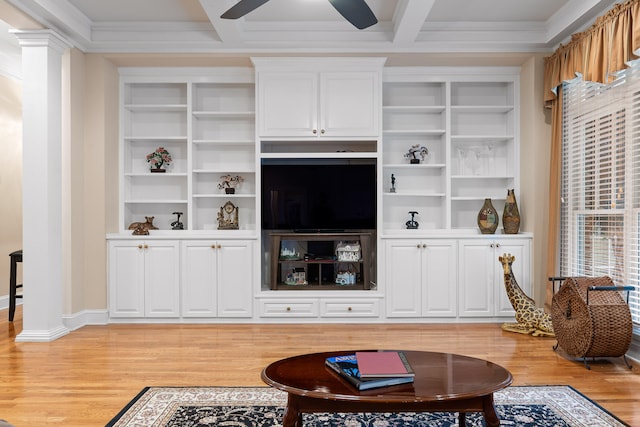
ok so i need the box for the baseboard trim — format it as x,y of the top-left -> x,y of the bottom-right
15,325 -> 70,342
63,309 -> 110,331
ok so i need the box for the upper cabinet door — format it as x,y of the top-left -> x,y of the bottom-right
320,71 -> 379,138
258,72 -> 318,137
257,68 -> 381,139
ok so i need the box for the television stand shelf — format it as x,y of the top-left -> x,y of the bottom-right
270,232 -> 372,291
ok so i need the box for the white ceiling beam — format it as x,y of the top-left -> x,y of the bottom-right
5,0 -> 92,48
545,0 -> 619,46
392,0 -> 434,44
199,0 -> 246,44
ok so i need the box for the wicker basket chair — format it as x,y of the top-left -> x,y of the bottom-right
551,276 -> 634,369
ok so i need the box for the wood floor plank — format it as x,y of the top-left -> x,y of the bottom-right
1,307 -> 639,426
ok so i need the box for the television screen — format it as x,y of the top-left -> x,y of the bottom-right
261,160 -> 377,231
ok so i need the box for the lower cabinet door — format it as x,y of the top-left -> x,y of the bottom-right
385,240 -> 424,317
217,240 -> 254,317
181,241 -> 218,317
109,242 -> 146,317
422,240 -> 457,317
144,241 -> 180,317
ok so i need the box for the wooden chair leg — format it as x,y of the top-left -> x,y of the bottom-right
9,254 -> 17,322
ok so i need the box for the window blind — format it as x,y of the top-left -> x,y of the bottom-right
561,63 -> 640,324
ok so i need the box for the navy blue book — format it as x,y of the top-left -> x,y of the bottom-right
325,354 -> 414,390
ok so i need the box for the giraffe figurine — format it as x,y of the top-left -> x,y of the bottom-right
499,253 -> 555,337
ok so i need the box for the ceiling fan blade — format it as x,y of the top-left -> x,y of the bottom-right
328,0 -> 378,29
221,0 -> 271,19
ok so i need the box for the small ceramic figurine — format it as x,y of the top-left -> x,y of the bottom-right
171,212 -> 184,230
390,174 -> 396,193
406,211 -> 419,229
128,216 -> 158,235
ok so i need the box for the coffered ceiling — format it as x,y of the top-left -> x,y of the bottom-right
2,0 -> 623,54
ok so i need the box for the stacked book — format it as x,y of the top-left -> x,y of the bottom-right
325,351 -> 415,390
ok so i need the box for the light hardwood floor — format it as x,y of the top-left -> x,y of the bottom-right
1,307 -> 639,426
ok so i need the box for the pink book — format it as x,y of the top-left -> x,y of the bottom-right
355,351 -> 415,379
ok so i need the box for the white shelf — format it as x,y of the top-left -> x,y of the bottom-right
451,135 -> 514,142
124,136 -> 188,142
193,139 -> 254,145
193,169 -> 255,174
124,172 -> 189,177
120,71 -> 256,232
384,163 -> 446,169
383,130 -> 446,136
451,175 -> 514,179
383,106 -> 446,113
260,152 -> 377,159
451,106 -> 513,113
125,104 -> 188,112
193,194 -> 255,198
384,192 -> 446,197
451,196 -> 506,201
193,111 -> 255,118
382,70 -> 519,233
125,199 -> 188,204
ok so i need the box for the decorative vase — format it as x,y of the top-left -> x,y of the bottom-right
502,189 -> 521,234
477,198 -> 498,234
225,188 -> 235,194
150,168 -> 166,173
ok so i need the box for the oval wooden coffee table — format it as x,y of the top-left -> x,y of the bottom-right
261,350 -> 512,427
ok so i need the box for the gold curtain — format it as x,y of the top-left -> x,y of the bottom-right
543,0 -> 640,307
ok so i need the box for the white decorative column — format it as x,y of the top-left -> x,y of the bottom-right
11,30 -> 71,342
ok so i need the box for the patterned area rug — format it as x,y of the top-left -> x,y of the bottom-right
106,385 -> 629,427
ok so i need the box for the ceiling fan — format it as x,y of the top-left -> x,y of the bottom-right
220,0 -> 378,30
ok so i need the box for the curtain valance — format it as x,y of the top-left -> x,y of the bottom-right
544,0 -> 640,105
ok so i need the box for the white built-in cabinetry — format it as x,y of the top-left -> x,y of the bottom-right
108,240 -> 180,318
458,237 -> 531,317
253,58 -> 383,139
119,68 -> 256,232
382,68 -> 519,232
109,62 -> 529,323
385,239 -> 457,318
181,240 -> 253,318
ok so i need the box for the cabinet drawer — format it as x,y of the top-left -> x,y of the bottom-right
259,299 -> 319,318
320,300 -> 379,317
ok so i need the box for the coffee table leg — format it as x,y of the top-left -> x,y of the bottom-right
482,393 -> 500,427
283,394 -> 303,427
458,411 -> 466,426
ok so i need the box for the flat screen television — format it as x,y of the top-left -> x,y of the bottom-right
261,159 -> 377,231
